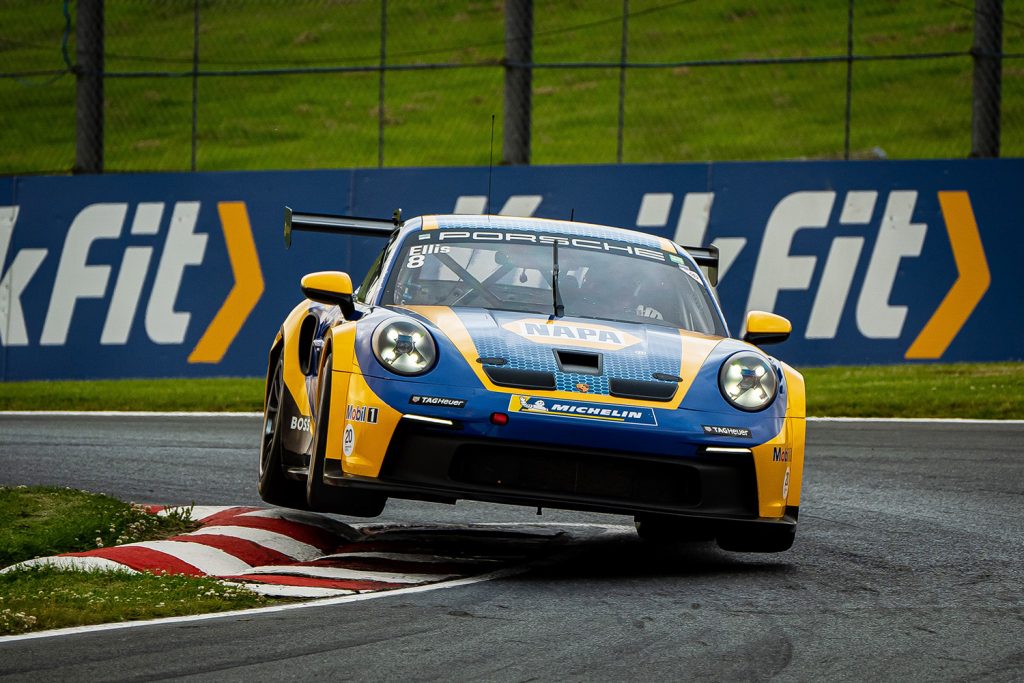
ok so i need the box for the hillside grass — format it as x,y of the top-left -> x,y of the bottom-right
2,0 -> 1021,174
1,363 -> 1021,419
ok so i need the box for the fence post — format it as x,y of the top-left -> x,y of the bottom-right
378,0 -> 387,168
971,0 -> 1003,157
74,0 -> 104,173
503,0 -> 532,165
616,0 -> 629,164
190,0 -> 200,172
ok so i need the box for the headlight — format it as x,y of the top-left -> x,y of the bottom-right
718,351 -> 778,411
371,318 -> 437,376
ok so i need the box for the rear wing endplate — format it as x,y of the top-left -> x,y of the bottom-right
284,207 -> 402,248
681,244 -> 719,286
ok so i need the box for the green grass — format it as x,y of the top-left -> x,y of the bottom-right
0,377 -> 264,412
0,486 -> 280,635
0,566 -> 272,636
1,363 -> 1022,418
804,362 -> 1024,420
0,486 -> 197,566
2,0 -> 1021,173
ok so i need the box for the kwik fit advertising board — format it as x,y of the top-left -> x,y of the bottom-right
1,159 -> 1020,380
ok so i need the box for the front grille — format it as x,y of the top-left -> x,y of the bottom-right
377,424 -> 759,517
483,366 -> 556,390
448,444 -> 699,506
609,378 -> 677,401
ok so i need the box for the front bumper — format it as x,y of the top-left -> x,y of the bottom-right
326,416 -> 794,527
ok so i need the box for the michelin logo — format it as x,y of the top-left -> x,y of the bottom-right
511,395 -> 657,426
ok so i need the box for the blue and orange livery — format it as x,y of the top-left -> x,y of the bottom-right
259,212 -> 805,552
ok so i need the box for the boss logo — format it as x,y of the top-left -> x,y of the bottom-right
290,415 -> 311,432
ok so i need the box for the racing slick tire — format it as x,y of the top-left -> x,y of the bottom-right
716,526 -> 795,553
306,352 -> 388,517
258,357 -> 308,509
634,514 -> 716,543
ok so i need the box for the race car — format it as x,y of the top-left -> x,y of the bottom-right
259,210 -> 805,552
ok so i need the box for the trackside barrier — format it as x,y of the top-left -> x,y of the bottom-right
1,160 -> 1021,380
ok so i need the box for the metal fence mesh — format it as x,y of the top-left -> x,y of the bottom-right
1,0 -> 1020,174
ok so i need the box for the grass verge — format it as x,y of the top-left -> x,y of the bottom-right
0,567 -> 269,636
0,378 -> 264,413
804,362 -> 1024,420
0,487 -> 281,636
0,363 -> 1022,419
0,487 -> 197,565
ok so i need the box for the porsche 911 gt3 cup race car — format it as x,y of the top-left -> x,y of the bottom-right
259,210 -> 805,552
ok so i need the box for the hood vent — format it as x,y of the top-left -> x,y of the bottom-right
609,378 -> 677,402
554,349 -> 602,375
484,367 -> 556,390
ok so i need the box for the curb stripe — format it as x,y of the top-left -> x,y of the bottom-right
118,541 -> 253,576
202,516 -> 345,551
167,533 -> 294,567
181,506 -> 262,526
188,526 -> 322,561
0,523 -> 628,643
67,546 -> 204,576
239,508 -> 361,537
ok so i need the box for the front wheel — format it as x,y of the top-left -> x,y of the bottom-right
258,357 -> 307,509
306,352 -> 388,517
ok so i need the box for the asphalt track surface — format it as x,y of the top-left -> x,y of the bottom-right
1,414 -> 1023,682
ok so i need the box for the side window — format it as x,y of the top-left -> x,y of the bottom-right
354,234 -> 398,304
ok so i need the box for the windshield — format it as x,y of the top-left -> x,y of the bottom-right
381,232 -> 725,335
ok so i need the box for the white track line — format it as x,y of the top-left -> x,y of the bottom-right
319,551 -> 503,564
0,523 -> 634,644
0,411 -> 263,417
806,416 -> 1024,424
223,582 -> 355,599
240,565 -> 456,583
3,411 -> 1021,424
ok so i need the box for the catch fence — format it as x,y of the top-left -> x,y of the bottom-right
1,0 -> 1021,174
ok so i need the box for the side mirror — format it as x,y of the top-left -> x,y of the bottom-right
301,271 -> 355,318
743,310 -> 791,346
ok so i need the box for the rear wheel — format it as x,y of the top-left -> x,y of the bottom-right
258,357 -> 307,508
306,352 -> 388,517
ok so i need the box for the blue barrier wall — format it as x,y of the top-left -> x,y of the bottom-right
1,160 -> 1021,380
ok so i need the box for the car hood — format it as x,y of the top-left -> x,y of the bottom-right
398,305 -> 725,403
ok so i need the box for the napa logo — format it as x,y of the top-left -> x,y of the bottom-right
502,318 -> 641,351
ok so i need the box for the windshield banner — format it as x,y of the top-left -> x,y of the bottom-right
1,159 -> 1021,379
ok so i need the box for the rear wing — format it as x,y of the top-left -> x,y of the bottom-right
284,207 -> 403,248
681,244 -> 719,286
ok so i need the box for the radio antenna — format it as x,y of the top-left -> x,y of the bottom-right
570,208 -> 575,221
487,114 -> 495,215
